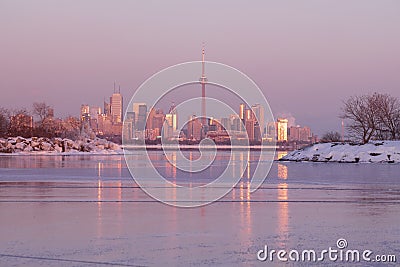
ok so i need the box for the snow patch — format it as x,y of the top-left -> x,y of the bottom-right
280,141 -> 400,163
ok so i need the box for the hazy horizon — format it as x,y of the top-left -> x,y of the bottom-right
1,1 -> 399,135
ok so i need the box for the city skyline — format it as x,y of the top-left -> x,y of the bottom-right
79,87 -> 315,144
69,47 -> 292,142
1,1 -> 399,136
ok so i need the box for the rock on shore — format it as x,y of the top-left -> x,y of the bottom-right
0,137 -> 121,154
280,141 -> 400,163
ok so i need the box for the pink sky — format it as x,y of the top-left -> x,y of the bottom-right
1,0 -> 399,135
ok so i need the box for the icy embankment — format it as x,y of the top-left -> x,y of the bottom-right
0,137 -> 122,155
280,141 -> 400,163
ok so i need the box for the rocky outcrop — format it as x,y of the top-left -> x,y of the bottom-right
280,141 -> 400,163
0,137 -> 121,154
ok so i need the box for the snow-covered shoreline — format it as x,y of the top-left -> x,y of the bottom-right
280,141 -> 400,163
0,137 -> 122,155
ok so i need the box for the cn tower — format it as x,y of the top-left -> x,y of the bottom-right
200,45 -> 207,126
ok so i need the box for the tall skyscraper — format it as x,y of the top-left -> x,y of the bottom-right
103,100 -> 111,116
133,103 -> 146,124
251,104 -> 265,135
168,103 -> 178,133
152,109 -> 165,132
239,103 -> 246,120
146,108 -> 155,130
164,114 -> 174,138
245,119 -> 255,141
245,109 -> 253,121
187,115 -> 202,141
277,118 -> 288,141
110,88 -> 123,123
137,104 -> 147,130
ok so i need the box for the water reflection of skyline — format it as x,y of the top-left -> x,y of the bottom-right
96,159 -> 123,238
151,150 -> 260,187
3,152 -> 288,247
159,151 -> 255,205
277,163 -> 289,247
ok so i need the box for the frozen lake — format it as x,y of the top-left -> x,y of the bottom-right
0,152 -> 399,266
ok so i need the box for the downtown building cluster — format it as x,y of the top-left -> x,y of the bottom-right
269,118 -> 318,144
121,101 -> 316,145
80,88 -> 123,138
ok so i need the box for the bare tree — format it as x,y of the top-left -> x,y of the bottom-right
373,93 -> 400,140
321,131 -> 341,143
341,94 -> 377,143
0,108 -> 10,138
32,102 -> 55,137
33,102 -> 52,124
341,92 -> 400,143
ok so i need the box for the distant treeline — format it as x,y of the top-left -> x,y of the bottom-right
0,102 -> 81,139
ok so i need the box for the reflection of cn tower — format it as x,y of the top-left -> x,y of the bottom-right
200,45 -> 207,127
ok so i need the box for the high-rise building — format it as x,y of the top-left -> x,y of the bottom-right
251,104 -> 265,135
239,103 -> 246,121
133,103 -> 146,124
80,104 -> 90,123
80,104 -> 89,116
245,119 -> 255,141
299,126 -> 311,142
230,114 -> 241,132
124,112 -> 135,140
245,109 -> 253,121
288,126 -> 312,142
104,101 -> 111,116
152,110 -> 165,132
110,92 -> 123,123
164,114 -> 174,138
187,115 -> 202,141
168,103 -> 178,133
146,108 -> 155,130
277,118 -> 288,141
137,104 -> 147,130
254,122 -> 261,142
